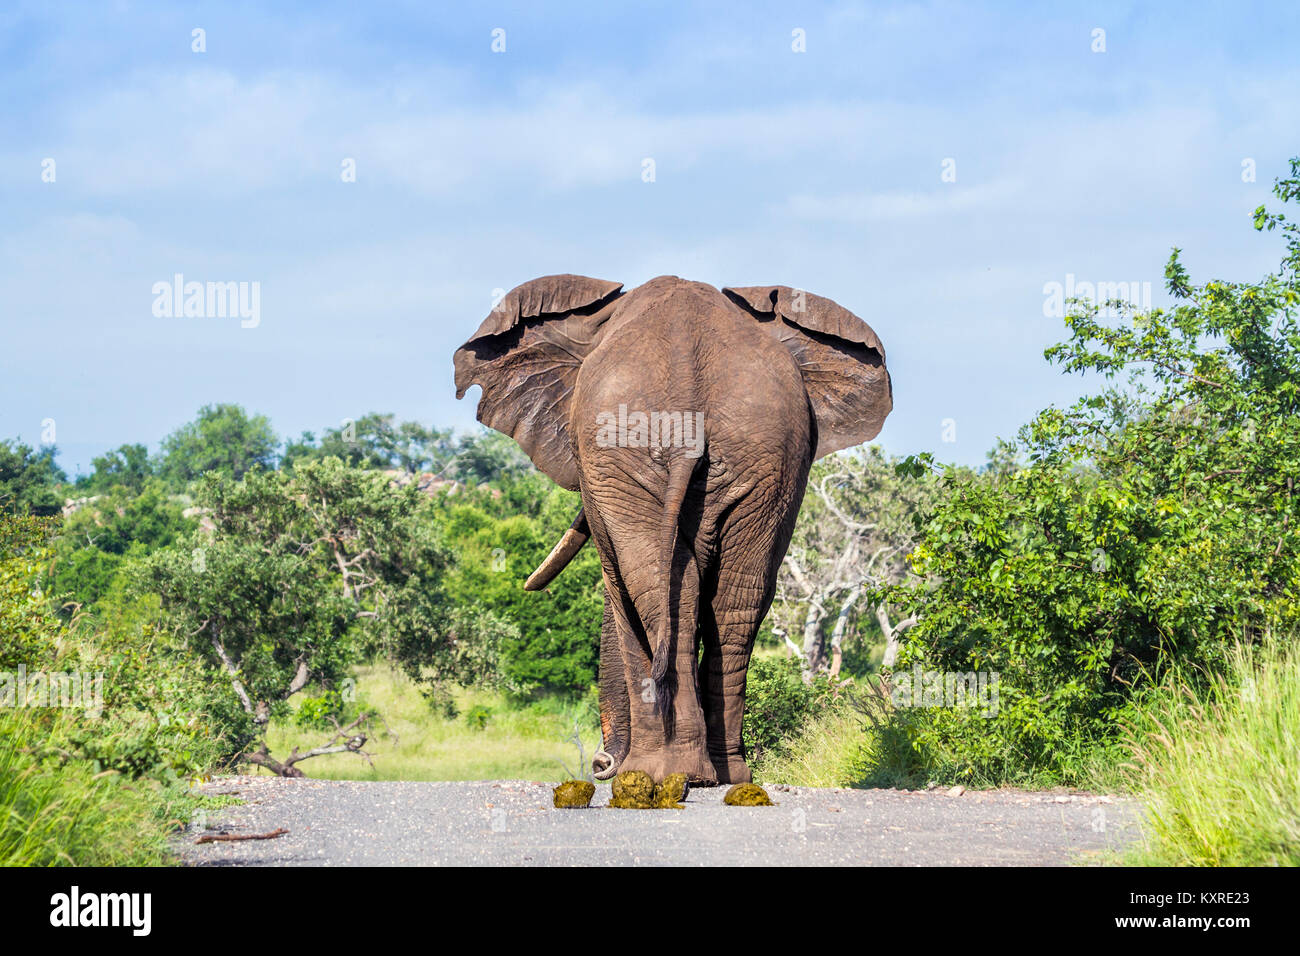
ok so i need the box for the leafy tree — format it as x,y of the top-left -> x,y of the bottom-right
282,413 -> 457,475
283,417 -> 533,485
138,470 -> 351,750
452,430 -> 533,484
48,479 -> 192,608
137,458 -> 479,770
158,404 -> 277,485
0,440 -> 66,516
883,159 -> 1300,783
436,478 -> 603,697
77,443 -> 152,495
0,513 -> 59,669
2,512 -> 228,780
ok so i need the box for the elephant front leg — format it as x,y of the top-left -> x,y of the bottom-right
593,590 -> 629,780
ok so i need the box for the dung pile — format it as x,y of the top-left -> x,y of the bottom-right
652,773 -> 689,809
552,779 -> 596,808
723,783 -> 774,806
607,771 -> 690,809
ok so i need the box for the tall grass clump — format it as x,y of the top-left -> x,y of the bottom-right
753,705 -> 874,787
0,709 -> 173,866
1125,642 -> 1300,866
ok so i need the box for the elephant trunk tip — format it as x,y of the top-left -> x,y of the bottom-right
592,750 -> 617,780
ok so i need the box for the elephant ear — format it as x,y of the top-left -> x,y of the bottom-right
722,285 -> 892,460
454,275 -> 624,490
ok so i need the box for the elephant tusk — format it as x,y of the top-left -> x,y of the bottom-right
592,750 -> 617,780
523,507 -> 591,591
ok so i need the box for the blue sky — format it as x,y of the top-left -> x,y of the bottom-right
2,0 -> 1298,475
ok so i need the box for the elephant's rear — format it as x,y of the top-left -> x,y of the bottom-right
572,276 -> 813,562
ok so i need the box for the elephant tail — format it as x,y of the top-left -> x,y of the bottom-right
649,449 -> 703,691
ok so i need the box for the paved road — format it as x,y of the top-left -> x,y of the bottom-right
177,776 -> 1139,866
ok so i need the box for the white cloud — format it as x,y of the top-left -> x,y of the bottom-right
15,65 -> 911,198
783,179 -> 1019,222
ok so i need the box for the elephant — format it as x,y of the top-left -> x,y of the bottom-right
454,274 -> 891,785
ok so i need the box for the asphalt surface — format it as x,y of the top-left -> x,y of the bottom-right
176,776 -> 1139,866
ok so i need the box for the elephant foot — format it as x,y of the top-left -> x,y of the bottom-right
710,754 -> 753,785
619,745 -> 718,788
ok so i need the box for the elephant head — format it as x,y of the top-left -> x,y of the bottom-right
455,274 -> 890,784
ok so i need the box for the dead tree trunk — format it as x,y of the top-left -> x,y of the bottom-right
800,595 -> 829,680
828,584 -> 863,679
877,604 -> 918,669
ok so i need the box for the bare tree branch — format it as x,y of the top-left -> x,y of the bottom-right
195,828 -> 289,845
878,605 -> 919,668
246,712 -> 377,777
210,627 -> 253,715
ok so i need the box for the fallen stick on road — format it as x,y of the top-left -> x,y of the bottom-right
195,828 -> 289,845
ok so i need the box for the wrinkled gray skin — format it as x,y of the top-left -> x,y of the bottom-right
455,275 -> 891,785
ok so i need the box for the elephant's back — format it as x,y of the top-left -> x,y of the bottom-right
574,277 -> 811,456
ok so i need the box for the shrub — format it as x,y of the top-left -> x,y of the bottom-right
464,704 -> 493,731
753,704 -> 874,787
742,655 -> 835,762
0,513 -> 226,864
881,160 -> 1300,784
294,689 -> 349,731
0,710 -> 173,866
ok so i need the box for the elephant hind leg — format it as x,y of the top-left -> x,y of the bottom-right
700,492 -> 804,784
700,586 -> 763,785
612,547 -> 717,786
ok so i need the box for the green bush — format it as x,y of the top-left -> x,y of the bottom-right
464,704 -> 493,731
742,656 -> 835,762
0,513 -> 227,864
881,160 -> 1300,785
435,474 -> 602,698
49,479 -> 192,609
0,710 -> 172,866
294,689 -> 349,731
1,513 -> 58,670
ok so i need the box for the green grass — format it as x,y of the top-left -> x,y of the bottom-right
0,709 -> 187,866
1124,641 -> 1300,866
752,669 -> 1132,792
263,664 -> 602,781
753,704 -> 875,787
